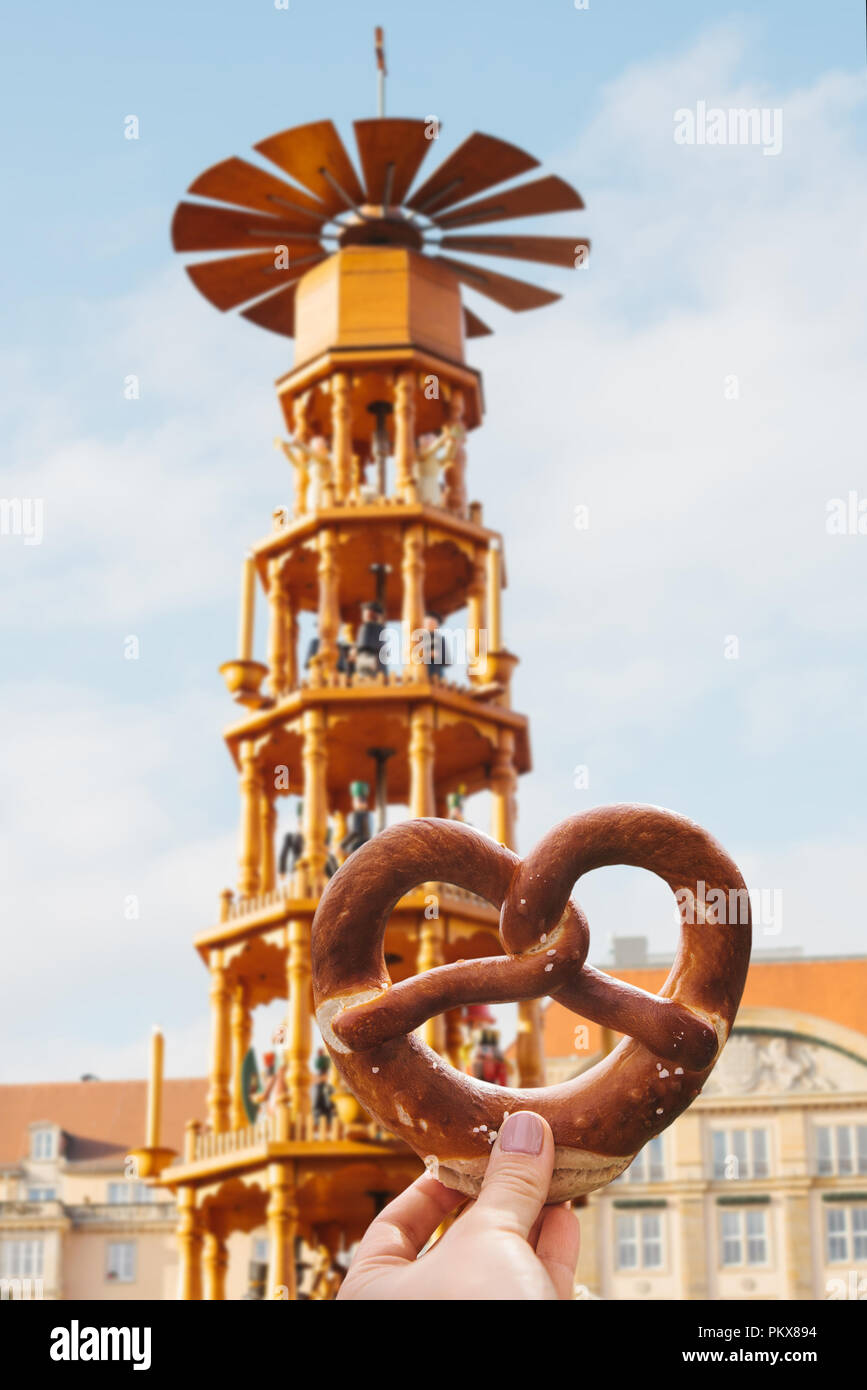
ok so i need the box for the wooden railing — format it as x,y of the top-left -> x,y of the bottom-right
191,1111 -> 395,1161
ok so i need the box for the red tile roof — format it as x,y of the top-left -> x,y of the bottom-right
0,1079 -> 208,1167
538,956 -> 867,1062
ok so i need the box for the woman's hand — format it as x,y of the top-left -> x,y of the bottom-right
338,1111 -> 580,1300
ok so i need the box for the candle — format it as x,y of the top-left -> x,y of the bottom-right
487,539 -> 502,652
239,553 -> 256,660
146,1026 -> 163,1150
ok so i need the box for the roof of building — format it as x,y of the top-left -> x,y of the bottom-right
0,1078 -> 208,1168
537,950 -> 867,1062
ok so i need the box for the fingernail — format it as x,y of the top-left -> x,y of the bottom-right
500,1112 -> 544,1155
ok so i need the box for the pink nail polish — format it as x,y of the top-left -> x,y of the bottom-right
500,1112 -> 544,1155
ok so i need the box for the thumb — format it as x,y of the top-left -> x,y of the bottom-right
468,1111 -> 554,1240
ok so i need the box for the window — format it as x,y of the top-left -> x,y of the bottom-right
0,1240 -> 44,1278
26,1188 -> 56,1202
615,1212 -> 665,1271
825,1205 -> 867,1264
107,1181 -> 154,1204
625,1136 -> 665,1183
712,1128 -> 770,1180
719,1209 -> 768,1267
253,1237 -> 269,1264
31,1128 -> 55,1161
815,1125 -> 867,1177
106,1242 -> 136,1283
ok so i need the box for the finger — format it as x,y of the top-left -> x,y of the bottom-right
467,1110 -> 554,1241
535,1204 -> 581,1300
352,1176 -> 464,1265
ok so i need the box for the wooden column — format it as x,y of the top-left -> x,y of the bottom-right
267,1163 -> 299,1301
487,538 -> 503,651
468,549 -> 487,671
445,1008 -> 466,1070
202,1219 -> 229,1301
286,919 -> 312,1122
260,791 -> 276,893
237,740 -> 262,897
286,602 -> 299,691
401,524 -> 425,675
176,1187 -> 203,1301
267,560 -> 290,698
207,953 -> 231,1134
409,705 -> 436,819
490,728 -> 517,847
230,982 -> 252,1131
301,708 -> 329,890
417,914 -> 445,1052
316,528 -> 340,678
491,728 -> 543,1087
331,373 -> 352,503
394,370 -> 418,502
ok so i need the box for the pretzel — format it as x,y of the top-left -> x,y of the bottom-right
311,805 -> 751,1202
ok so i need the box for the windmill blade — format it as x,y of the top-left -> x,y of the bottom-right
172,201 -> 325,253
241,282 -> 301,337
255,120 -> 365,214
407,132 -> 539,216
353,118 -> 433,205
433,174 -> 584,229
440,234 -> 590,269
187,156 -> 328,227
186,251 -> 325,311
434,255 -> 561,312
463,306 -> 493,338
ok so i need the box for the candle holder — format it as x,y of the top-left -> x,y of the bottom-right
126,1145 -> 177,1179
218,659 -> 272,708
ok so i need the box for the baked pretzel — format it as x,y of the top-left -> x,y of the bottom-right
311,805 -> 751,1202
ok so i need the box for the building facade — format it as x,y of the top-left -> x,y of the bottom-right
537,946 -> 867,1301
0,1079 -> 206,1300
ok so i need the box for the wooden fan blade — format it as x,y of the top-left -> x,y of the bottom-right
255,120 -> 365,214
433,174 -> 584,229
463,306 -> 493,338
434,255 -> 561,311
353,118 -> 433,205
187,157 -> 327,226
407,132 -> 539,215
440,234 -> 589,269
172,201 -> 325,253
186,251 -> 324,311
241,282 -> 300,337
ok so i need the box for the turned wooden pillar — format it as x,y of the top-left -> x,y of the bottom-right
267,560 -> 290,698
445,1008 -> 466,1070
259,790 -> 276,893
301,708 -> 329,890
230,982 -> 252,1130
409,705 -> 436,819
401,524 -> 425,675
203,1218 -> 229,1301
490,729 -> 517,847
207,952 -> 232,1134
331,373 -> 352,503
486,538 -> 503,652
286,603 -> 299,691
286,918 -> 312,1121
467,549 -> 487,680
237,740 -> 262,897
177,1186 -> 203,1301
394,370 -> 418,502
316,528 -> 340,678
267,1163 -> 299,1301
417,914 -> 445,1052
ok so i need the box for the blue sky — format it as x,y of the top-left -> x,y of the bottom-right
1,1 -> 865,1082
